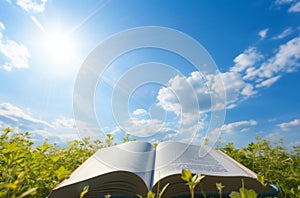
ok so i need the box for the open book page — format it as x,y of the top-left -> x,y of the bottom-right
153,142 -> 256,185
55,141 -> 155,190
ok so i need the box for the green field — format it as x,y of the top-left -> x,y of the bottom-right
0,128 -> 299,198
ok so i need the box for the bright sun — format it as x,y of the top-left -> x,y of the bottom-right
42,30 -> 76,65
39,29 -> 79,76
31,15 -> 79,76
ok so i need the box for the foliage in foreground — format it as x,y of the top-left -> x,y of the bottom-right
138,170 -> 263,198
0,127 -> 115,197
221,136 -> 300,197
0,127 -> 299,197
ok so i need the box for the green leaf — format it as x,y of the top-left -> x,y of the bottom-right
147,191 -> 155,198
0,183 -> 17,190
2,142 -> 19,153
158,183 -> 169,198
216,182 -> 224,191
17,187 -> 38,198
50,155 -> 60,162
229,191 -> 242,198
80,185 -> 89,198
55,166 -> 70,181
36,145 -> 43,151
187,181 -> 195,187
181,169 -> 192,182
229,188 -> 257,198
192,173 -> 205,184
244,189 -> 257,198
257,175 -> 267,187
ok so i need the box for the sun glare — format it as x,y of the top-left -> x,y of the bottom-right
43,31 -> 75,63
39,29 -> 79,76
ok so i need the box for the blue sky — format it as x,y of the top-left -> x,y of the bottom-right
0,0 -> 300,148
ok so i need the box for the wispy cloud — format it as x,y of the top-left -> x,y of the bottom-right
288,141 -> 300,148
256,75 -> 281,88
15,0 -> 47,13
52,118 -> 76,129
278,119 -> 300,131
274,0 -> 300,13
272,27 -> 293,40
0,22 -> 5,30
123,118 -> 174,138
288,1 -> 300,12
0,21 -> 31,71
0,103 -> 52,130
258,28 -> 269,40
264,131 -> 284,142
222,120 -> 257,133
275,0 -> 295,5
0,102 -> 79,144
244,36 -> 300,81
132,108 -> 147,116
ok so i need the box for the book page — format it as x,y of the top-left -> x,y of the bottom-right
153,142 -> 256,185
56,141 -> 155,190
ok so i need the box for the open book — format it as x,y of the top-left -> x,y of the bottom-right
48,141 -> 279,197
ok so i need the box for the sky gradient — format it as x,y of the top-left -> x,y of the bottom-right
0,0 -> 300,148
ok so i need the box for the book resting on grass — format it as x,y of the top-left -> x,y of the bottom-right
48,141 -> 279,198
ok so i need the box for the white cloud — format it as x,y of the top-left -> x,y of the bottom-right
274,0 -> 300,13
0,22 -> 5,30
30,129 -> 79,146
288,1 -> 300,12
220,72 -> 248,103
256,75 -> 281,88
278,119 -> 300,131
264,132 -> 283,142
258,28 -> 269,40
16,0 -> 47,13
157,36 -> 300,116
241,83 -> 257,97
174,123 -> 205,143
0,102 -> 79,145
0,40 -> 31,71
0,103 -> 52,129
288,141 -> 300,147
273,28 -> 293,40
157,74 -> 206,115
222,120 -> 257,133
156,73 -> 228,137
160,35 -> 300,144
123,118 -> 172,137
156,68 -> 256,114
154,71 -> 225,145
132,108 -> 147,116
244,36 -> 300,81
231,47 -> 263,72
206,71 -> 256,108
52,118 -> 76,129
157,86 -> 181,115
110,35 -> 300,144
0,22 -> 31,71
266,36 -> 300,73
275,0 -> 294,5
